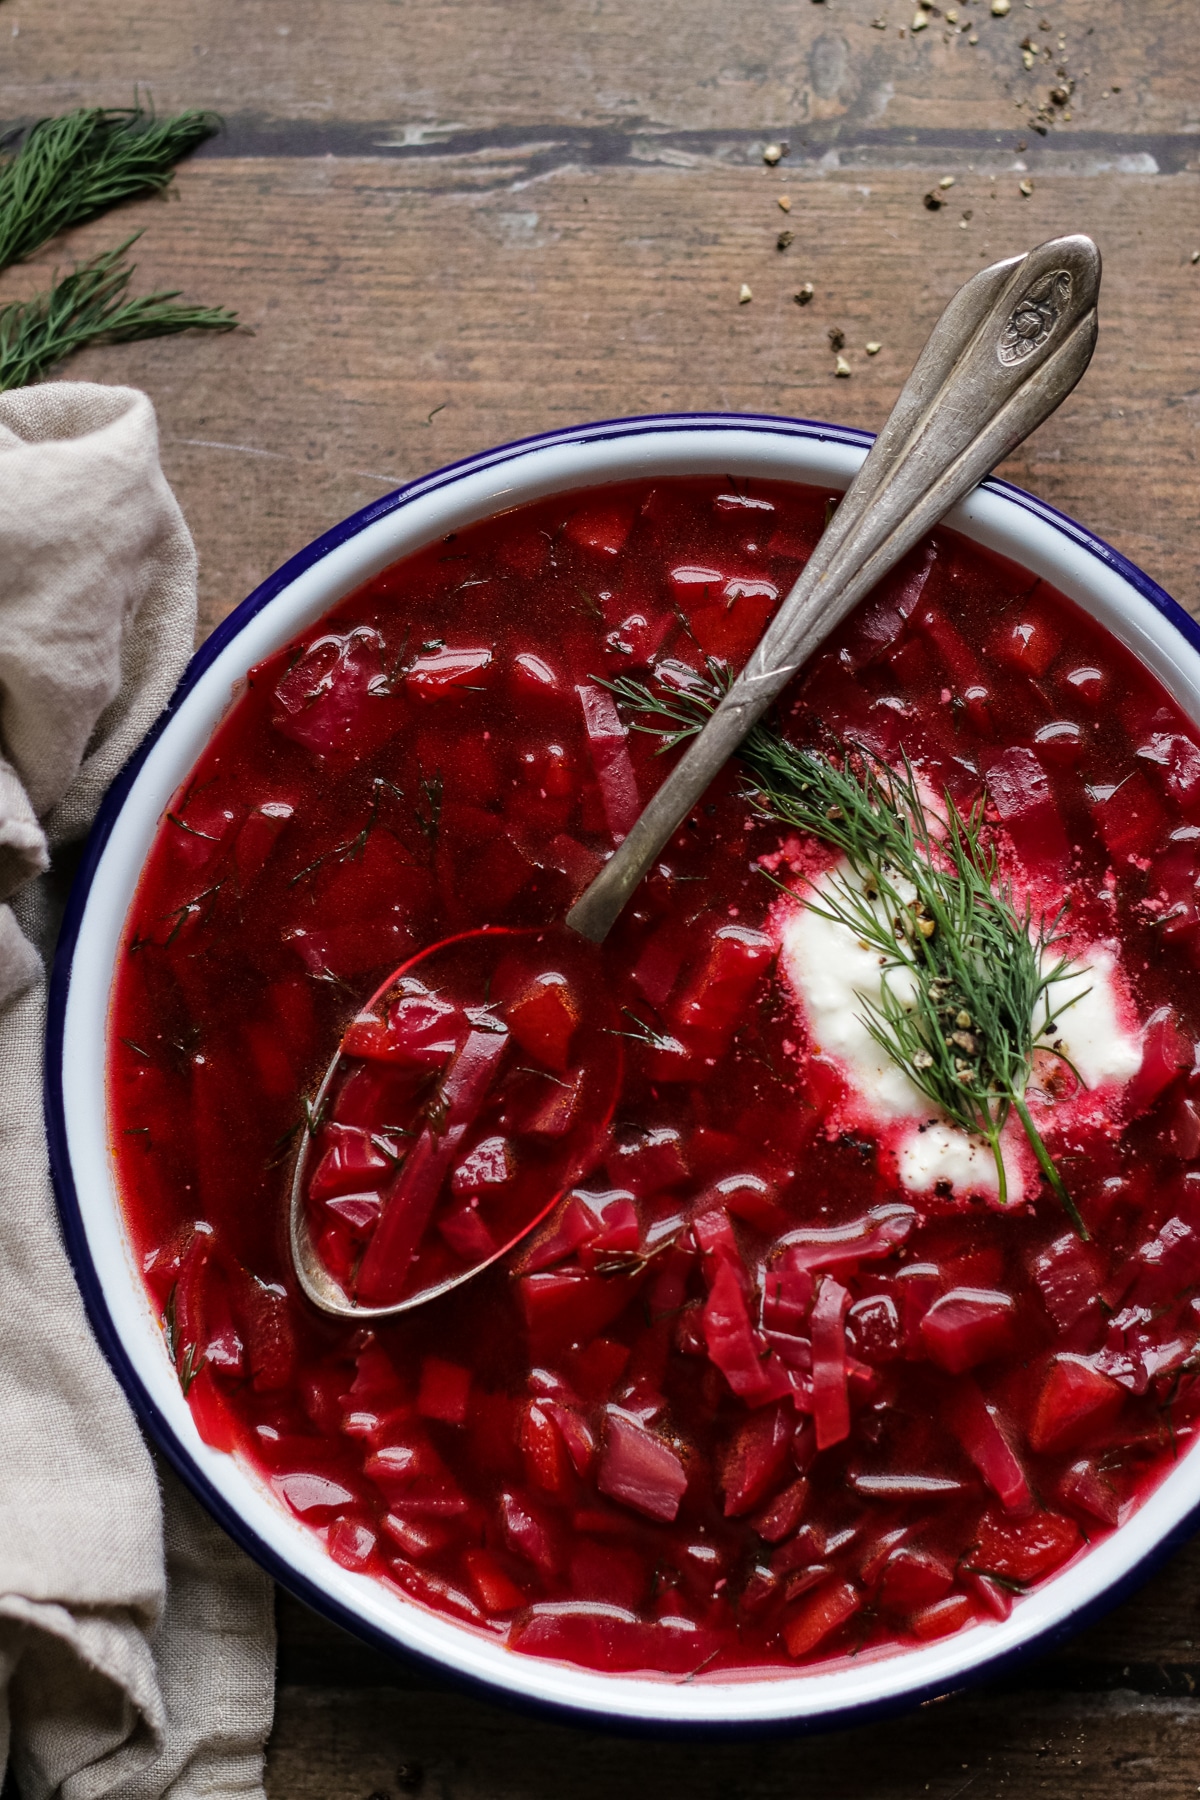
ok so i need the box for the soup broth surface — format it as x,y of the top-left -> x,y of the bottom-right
110,477 -> 1200,1679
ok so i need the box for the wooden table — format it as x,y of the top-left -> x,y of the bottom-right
8,1 -> 1200,1791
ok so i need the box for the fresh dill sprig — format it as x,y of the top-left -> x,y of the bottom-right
162,1283 -> 202,1394
0,237 -> 237,391
290,775 -> 406,886
0,105 -> 220,271
608,1005 -> 682,1052
606,665 -> 1087,1235
414,768 -> 444,845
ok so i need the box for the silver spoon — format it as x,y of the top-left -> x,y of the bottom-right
291,232 -> 1101,1318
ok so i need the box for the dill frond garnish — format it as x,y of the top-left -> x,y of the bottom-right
289,775 -> 406,886
607,1005 -> 683,1052
606,664 -> 1087,1235
0,105 -> 220,271
414,768 -> 444,845
0,106 -> 235,389
162,1283 -> 202,1394
0,237 -> 237,391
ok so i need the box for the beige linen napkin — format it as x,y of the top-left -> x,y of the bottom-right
0,383 -> 275,1798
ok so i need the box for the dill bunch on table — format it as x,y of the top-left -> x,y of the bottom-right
0,105 -> 220,271
605,663 -> 1086,1234
0,238 -> 236,392
0,104 -> 236,390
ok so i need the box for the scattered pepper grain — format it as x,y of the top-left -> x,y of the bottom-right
795,282 -> 815,305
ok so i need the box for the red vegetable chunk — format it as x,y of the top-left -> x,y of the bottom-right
577,684 -> 640,843
920,1288 -> 1017,1373
111,473 -> 1200,1682
811,1277 -> 851,1451
506,972 -> 579,1073
1029,1355 -> 1124,1453
356,1027 -> 510,1303
597,1414 -> 688,1522
943,1377 -> 1032,1515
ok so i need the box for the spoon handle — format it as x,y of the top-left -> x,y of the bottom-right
566,232 -> 1101,944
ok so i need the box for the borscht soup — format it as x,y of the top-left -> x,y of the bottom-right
109,475 -> 1200,1680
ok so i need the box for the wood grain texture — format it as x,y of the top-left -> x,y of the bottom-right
266,1680 -> 1200,1800
6,154 -> 1195,640
2,0 -> 1198,138
10,0 -> 1200,1785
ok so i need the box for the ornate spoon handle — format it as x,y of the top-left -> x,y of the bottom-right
566,232 -> 1101,944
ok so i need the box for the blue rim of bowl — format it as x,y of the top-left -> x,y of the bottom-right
43,410 -> 1200,1735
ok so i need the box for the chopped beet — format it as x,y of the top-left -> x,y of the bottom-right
506,972 -> 580,1073
702,1258 -> 790,1406
1093,769 -> 1169,863
577,684 -> 640,844
274,1472 -> 358,1521
112,473 -> 1200,1682
1056,1457 -> 1121,1527
464,1547 -> 526,1614
1029,1355 -> 1125,1453
909,1592 -> 976,1641
1127,1006 -> 1193,1115
520,1402 -> 576,1497
519,1195 -> 600,1273
943,1377 -> 1032,1516
512,1605 -> 718,1675
972,1508 -> 1081,1585
782,1578 -> 860,1659
407,645 -> 493,699
919,1288 -> 1017,1374
878,1547 -> 954,1613
597,1414 -> 688,1522
671,925 -> 775,1062
811,1277 -> 851,1450
356,1027 -> 511,1304
720,1402 -> 794,1517
417,1357 -> 472,1425
1031,1234 -> 1101,1332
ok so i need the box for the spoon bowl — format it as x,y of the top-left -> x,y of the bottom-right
290,924 -> 622,1315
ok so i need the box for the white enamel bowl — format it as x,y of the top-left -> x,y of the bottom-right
46,413 -> 1200,1731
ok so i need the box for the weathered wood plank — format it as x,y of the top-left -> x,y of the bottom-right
2,0 -> 1196,140
5,156 -> 1194,638
265,1680 -> 1200,1800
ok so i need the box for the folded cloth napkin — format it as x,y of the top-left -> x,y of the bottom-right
0,383 -> 275,1798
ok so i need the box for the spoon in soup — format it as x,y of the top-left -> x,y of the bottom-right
291,231 -> 1102,1318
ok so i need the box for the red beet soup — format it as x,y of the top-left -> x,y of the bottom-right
109,476 -> 1200,1680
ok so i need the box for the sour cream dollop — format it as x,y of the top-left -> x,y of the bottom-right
776,860 -> 1142,1199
